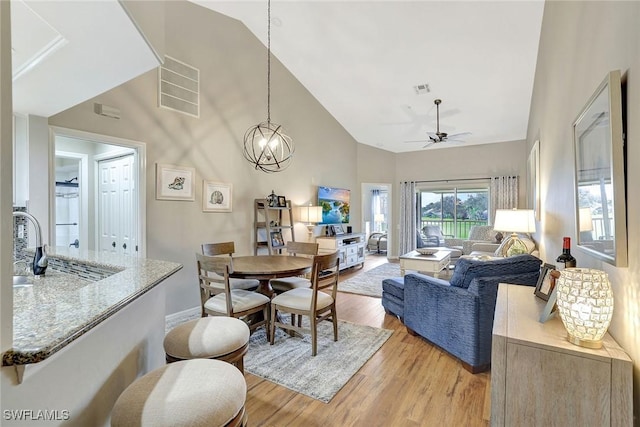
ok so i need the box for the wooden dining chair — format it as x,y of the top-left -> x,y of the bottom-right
196,253 -> 271,341
270,241 -> 319,294
269,251 -> 340,356
201,242 -> 260,293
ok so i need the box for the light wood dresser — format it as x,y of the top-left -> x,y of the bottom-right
491,283 -> 632,426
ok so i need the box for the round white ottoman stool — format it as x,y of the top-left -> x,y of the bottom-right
164,317 -> 250,373
111,359 -> 246,427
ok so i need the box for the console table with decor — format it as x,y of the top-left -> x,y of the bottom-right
316,233 -> 365,271
491,283 -> 632,426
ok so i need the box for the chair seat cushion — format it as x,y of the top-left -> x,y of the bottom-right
204,289 -> 270,314
270,276 -> 311,292
111,359 -> 246,427
164,317 -> 250,360
271,287 -> 333,311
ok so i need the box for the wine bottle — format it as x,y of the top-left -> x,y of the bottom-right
556,236 -> 577,269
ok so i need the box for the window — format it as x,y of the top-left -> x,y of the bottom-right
418,184 -> 489,239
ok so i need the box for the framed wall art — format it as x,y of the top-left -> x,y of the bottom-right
156,164 -> 195,201
203,181 -> 232,212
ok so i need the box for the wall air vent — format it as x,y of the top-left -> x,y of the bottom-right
158,55 -> 199,118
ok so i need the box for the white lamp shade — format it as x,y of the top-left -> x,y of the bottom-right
298,205 -> 322,224
579,207 -> 594,232
493,209 -> 536,233
555,268 -> 613,348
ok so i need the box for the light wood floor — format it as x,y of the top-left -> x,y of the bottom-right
245,253 -> 491,426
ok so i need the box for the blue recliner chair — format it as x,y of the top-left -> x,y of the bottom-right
401,254 -> 541,373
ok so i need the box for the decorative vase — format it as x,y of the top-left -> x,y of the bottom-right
555,268 -> 613,348
266,190 -> 278,207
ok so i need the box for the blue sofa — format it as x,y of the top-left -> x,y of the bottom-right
398,254 -> 541,373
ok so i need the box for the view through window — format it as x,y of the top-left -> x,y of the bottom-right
418,186 -> 489,239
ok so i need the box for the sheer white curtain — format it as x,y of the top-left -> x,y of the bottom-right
399,181 -> 417,255
371,189 -> 381,232
490,176 -> 519,223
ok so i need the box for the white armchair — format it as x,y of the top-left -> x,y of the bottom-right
444,225 -> 499,255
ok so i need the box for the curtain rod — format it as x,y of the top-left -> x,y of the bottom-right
401,176 -> 517,184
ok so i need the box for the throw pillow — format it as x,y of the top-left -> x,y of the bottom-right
494,235 -> 536,257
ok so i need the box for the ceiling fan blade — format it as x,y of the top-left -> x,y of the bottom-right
403,139 -> 431,143
422,141 -> 435,149
446,132 -> 471,139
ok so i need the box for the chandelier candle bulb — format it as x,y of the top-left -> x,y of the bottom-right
555,268 -> 614,349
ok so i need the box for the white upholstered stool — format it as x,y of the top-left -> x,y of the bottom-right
164,317 -> 250,373
111,359 -> 246,427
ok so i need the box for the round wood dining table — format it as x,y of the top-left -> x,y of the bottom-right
230,255 -> 312,296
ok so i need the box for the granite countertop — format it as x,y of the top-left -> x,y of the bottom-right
2,247 -> 182,366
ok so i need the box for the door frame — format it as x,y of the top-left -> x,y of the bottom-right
49,126 -> 147,257
361,182 -> 392,257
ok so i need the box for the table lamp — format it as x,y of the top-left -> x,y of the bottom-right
298,205 -> 323,236
555,268 -> 613,348
493,209 -> 536,256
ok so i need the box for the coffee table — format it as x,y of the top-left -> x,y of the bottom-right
399,249 -> 451,278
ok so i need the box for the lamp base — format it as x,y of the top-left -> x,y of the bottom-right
566,334 -> 603,349
503,233 -> 528,256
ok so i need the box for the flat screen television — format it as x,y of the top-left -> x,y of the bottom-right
318,186 -> 350,224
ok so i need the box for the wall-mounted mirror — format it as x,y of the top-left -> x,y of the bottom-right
573,70 -> 627,267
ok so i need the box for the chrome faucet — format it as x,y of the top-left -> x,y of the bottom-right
13,211 -> 48,276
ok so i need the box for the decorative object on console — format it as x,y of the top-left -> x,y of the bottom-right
555,268 -> 613,349
242,0 -> 294,173
555,236 -> 576,269
297,204 -> 323,236
493,209 -> 536,256
534,263 -> 556,301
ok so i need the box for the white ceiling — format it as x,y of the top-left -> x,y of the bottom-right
195,0 -> 545,153
10,0 -> 544,154
11,0 -> 160,117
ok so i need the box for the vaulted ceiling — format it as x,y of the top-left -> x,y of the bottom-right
11,0 -> 545,154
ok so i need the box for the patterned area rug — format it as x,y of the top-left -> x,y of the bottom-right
245,320 -> 392,403
337,262 -> 401,297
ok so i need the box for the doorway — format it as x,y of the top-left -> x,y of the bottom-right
361,183 -> 392,256
50,127 -> 146,257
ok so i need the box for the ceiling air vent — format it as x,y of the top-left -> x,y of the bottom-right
413,83 -> 430,95
158,55 -> 199,118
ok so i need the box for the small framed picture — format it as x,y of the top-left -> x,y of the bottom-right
277,195 -> 287,207
270,231 -> 284,247
331,224 -> 345,236
534,263 -> 556,301
156,164 -> 195,201
203,181 -> 232,212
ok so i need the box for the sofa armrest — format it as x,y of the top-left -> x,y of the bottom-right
470,242 -> 500,254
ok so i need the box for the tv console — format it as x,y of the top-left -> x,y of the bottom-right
316,233 -> 365,271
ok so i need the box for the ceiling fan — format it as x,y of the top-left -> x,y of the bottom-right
405,99 -> 471,148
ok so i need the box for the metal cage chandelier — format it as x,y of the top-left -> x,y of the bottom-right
243,0 -> 294,173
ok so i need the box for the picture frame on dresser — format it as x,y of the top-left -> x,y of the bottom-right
534,263 -> 556,301
331,225 -> 345,236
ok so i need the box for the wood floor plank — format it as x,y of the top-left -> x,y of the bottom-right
245,254 -> 490,426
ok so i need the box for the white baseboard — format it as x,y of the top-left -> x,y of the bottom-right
165,306 -> 200,332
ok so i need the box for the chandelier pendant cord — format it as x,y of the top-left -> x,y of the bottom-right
267,0 -> 271,124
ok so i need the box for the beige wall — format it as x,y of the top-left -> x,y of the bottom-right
528,1 -> 640,415
49,2 -> 360,315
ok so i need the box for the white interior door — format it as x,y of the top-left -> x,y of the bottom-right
98,154 -> 137,255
